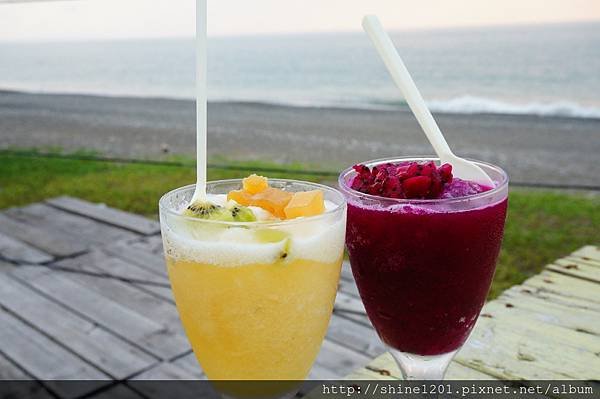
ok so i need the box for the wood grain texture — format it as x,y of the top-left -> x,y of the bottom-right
0,271 -> 157,379
46,196 -> 159,235
6,203 -> 137,247
0,308 -> 109,397
0,232 -> 53,264
0,213 -> 87,257
9,266 -> 184,361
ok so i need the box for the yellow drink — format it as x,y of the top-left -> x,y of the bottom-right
159,179 -> 346,383
166,256 -> 342,380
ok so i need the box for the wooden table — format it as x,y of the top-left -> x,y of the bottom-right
0,196 -> 597,398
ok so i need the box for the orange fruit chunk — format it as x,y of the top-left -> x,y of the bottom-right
243,174 -> 269,194
284,190 -> 325,219
227,190 -> 253,206
252,187 -> 293,219
227,187 -> 293,219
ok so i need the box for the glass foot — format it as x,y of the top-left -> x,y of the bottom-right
389,348 -> 457,380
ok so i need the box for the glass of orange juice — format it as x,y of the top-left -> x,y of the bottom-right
159,178 -> 346,386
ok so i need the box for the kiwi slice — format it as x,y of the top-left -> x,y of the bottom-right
184,200 -> 256,222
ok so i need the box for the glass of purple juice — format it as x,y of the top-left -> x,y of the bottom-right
339,157 -> 508,380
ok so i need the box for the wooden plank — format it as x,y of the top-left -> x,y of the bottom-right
572,245 -> 600,262
547,259 -> 600,283
334,290 -> 366,315
523,270 -> 600,304
306,363 -> 340,380
313,339 -> 372,379
53,268 -> 189,360
456,312 -> 600,379
46,196 -> 159,235
0,232 -> 53,264
497,288 -> 600,335
132,282 -> 175,303
9,266 -> 181,361
505,284 -> 600,313
0,351 -> 34,380
338,275 -> 361,298
0,354 -> 51,398
0,307 -> 108,397
340,260 -> 354,282
563,254 -> 600,269
7,203 -> 138,247
0,213 -> 87,257
326,314 -> 386,358
102,239 -> 169,280
0,272 -> 158,379
55,250 -> 168,286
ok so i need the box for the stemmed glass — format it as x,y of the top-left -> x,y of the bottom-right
339,157 -> 508,380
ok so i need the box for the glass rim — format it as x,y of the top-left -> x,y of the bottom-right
159,178 -> 347,227
338,156 -> 509,205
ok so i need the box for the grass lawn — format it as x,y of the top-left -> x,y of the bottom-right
1,153 -> 598,298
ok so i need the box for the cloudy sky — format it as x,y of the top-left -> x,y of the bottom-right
0,0 -> 599,41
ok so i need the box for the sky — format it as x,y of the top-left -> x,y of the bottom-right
0,0 -> 599,41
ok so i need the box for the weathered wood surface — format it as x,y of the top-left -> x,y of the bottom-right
349,247 -> 600,381
0,197 -> 597,395
0,268 -> 156,380
0,231 -> 53,264
46,196 -> 159,235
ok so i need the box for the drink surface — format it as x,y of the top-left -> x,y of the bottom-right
345,176 -> 508,356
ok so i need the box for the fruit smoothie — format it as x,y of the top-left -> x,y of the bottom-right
340,159 -> 508,356
159,176 -> 346,380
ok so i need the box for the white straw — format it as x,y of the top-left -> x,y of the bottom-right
362,15 -> 493,185
194,0 -> 208,200
362,15 -> 452,157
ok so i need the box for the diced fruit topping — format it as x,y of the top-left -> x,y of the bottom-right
227,189 -> 253,207
251,187 -> 293,219
284,190 -> 325,219
227,175 -> 327,220
228,186 -> 293,219
243,174 -> 269,194
350,161 -> 453,199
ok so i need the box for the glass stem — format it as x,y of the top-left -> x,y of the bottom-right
389,348 -> 457,380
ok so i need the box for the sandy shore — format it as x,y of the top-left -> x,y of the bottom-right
1,91 -> 599,186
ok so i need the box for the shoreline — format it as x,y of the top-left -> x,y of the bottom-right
1,90 -> 599,186
2,88 -> 600,122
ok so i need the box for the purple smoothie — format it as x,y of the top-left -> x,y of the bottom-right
343,170 -> 508,356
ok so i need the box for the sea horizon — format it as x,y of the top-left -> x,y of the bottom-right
1,21 -> 600,119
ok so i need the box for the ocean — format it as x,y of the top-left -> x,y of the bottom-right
1,22 -> 600,119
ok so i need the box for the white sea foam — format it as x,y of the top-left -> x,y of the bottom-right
163,198 -> 345,266
427,96 -> 600,119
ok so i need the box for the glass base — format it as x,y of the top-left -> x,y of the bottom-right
389,348 -> 458,380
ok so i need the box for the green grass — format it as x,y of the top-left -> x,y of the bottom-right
1,153 -> 598,298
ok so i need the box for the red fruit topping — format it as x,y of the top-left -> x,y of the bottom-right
349,161 -> 453,199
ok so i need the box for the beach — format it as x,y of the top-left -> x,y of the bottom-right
1,90 -> 599,186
